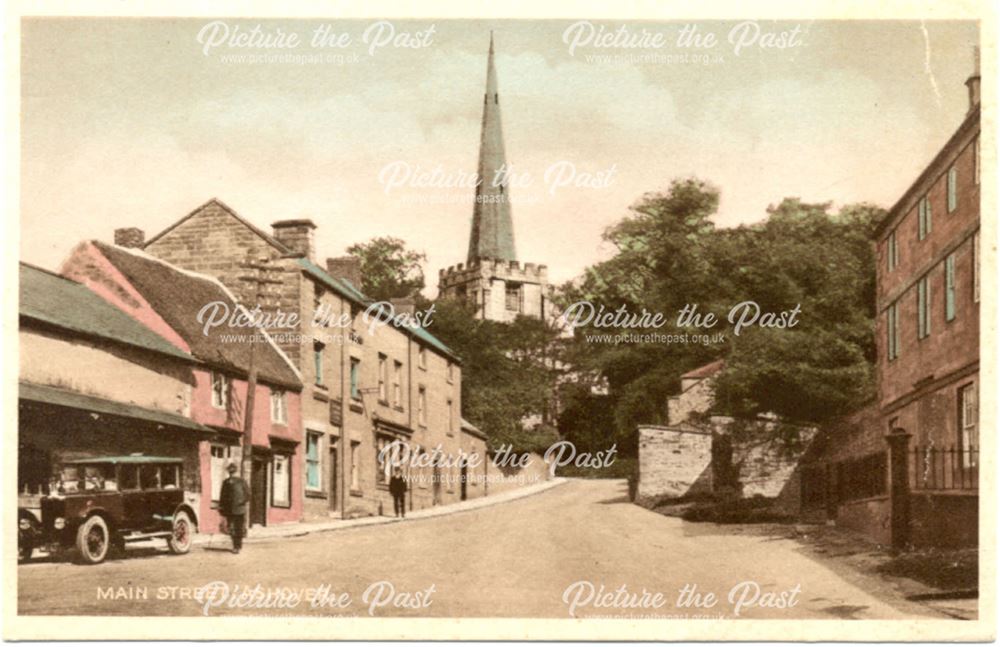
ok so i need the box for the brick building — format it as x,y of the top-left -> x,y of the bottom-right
59,241 -> 305,531
801,54 -> 981,549
124,198 -> 486,520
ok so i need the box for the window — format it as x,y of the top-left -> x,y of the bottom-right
947,166 -> 958,213
447,361 -> 455,383
887,230 -> 899,271
917,274 -> 931,339
272,454 -> 291,507
376,433 -> 395,486
211,372 -> 229,409
447,398 -> 454,436
306,431 -> 322,491
974,136 -> 980,185
887,301 -> 900,361
270,390 -> 287,424
210,444 -> 232,501
418,386 -> 427,427
313,341 -> 325,386
392,360 -> 403,407
378,354 -> 388,402
350,357 -> 361,400
119,465 -> 139,490
140,465 -> 161,490
505,283 -> 522,312
350,441 -> 360,491
974,230 -> 980,303
161,464 -> 179,489
960,383 -> 978,467
918,195 -> 932,240
418,346 -> 427,370
945,254 -> 956,322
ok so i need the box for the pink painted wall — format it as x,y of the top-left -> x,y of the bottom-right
60,241 -> 305,530
190,369 -> 304,529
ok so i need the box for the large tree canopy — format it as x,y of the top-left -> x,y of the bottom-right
557,178 -> 882,452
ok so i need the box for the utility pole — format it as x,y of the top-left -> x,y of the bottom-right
237,255 -> 283,524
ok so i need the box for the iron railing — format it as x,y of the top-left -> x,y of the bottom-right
910,445 -> 979,491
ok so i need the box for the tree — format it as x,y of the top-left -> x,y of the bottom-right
346,237 -> 426,300
555,180 -> 883,453
428,299 -> 561,454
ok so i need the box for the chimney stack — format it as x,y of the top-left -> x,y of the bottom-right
114,227 -> 145,248
326,256 -> 363,289
272,219 -> 317,260
966,46 -> 981,113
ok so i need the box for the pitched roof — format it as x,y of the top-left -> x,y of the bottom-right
19,263 -> 194,362
144,198 -> 292,253
93,241 -> 302,390
681,358 -> 725,380
297,258 -> 460,362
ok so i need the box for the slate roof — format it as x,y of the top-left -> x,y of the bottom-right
19,263 -> 193,362
93,242 -> 302,390
297,258 -> 459,362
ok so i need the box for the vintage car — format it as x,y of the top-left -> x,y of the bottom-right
18,455 -> 198,564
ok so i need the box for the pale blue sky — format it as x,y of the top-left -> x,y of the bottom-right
21,19 -> 979,290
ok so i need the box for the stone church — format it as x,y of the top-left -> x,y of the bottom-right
438,34 -> 552,323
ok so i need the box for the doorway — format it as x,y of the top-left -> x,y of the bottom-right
460,464 -> 468,501
251,457 -> 268,527
329,445 -> 339,513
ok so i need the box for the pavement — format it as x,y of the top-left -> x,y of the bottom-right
195,477 -> 567,545
18,479 -> 953,619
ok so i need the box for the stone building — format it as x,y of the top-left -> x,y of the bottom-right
438,34 -> 552,323
59,241 -> 305,531
636,360 -> 816,514
123,198 -> 486,521
801,53 -> 981,549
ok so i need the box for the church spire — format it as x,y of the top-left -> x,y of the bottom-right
467,31 -> 517,264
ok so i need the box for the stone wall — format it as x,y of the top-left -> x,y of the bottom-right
636,426 -> 713,506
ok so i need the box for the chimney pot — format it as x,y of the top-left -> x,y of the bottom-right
966,45 -> 981,113
114,227 -> 145,248
272,219 -> 317,259
326,256 -> 363,289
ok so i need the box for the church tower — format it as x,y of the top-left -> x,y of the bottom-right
439,33 -> 550,322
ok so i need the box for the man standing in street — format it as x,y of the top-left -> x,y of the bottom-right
219,462 -> 249,554
389,467 -> 407,518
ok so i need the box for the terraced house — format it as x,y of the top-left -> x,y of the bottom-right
59,241 -> 305,531
801,53 -> 981,550
123,198 -> 488,521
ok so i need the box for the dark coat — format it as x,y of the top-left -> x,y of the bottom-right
389,474 -> 407,497
219,475 -> 250,516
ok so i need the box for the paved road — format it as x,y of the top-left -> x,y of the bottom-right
18,479 -> 938,619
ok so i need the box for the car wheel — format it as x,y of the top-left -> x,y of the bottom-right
18,535 -> 33,563
168,511 -> 193,555
76,515 -> 110,565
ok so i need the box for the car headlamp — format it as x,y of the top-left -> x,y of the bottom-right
53,517 -> 66,530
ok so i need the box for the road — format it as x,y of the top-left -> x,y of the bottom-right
18,479 -> 938,619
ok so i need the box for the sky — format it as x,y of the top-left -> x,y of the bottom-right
20,18 -> 979,294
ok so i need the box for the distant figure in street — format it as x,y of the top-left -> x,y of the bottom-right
389,467 -> 407,518
218,462 -> 249,554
